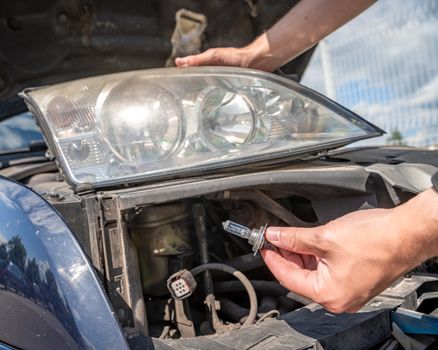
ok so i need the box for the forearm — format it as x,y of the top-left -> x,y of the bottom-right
246,0 -> 376,71
394,188 -> 438,267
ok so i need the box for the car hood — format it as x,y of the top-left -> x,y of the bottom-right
0,0 -> 311,112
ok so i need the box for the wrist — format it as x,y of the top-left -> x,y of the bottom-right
242,34 -> 280,72
394,188 -> 438,265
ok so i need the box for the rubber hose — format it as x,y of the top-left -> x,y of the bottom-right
223,253 -> 264,272
220,296 -> 279,323
190,263 -> 258,327
214,280 -> 312,305
214,280 -> 289,296
219,298 -> 249,323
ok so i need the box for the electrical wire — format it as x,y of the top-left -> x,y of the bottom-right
190,263 -> 258,326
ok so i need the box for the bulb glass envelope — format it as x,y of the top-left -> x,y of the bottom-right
20,67 -> 383,189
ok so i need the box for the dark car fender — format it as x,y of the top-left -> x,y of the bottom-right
0,176 -> 128,350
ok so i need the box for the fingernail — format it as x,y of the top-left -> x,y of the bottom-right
266,228 -> 280,243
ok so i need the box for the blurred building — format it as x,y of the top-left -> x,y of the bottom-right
301,0 -> 438,147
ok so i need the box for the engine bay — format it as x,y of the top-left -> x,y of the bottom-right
0,144 -> 436,349
127,192 -> 318,338
17,153 -> 437,343
31,172 -> 324,338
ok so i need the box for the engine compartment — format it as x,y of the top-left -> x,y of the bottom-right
127,192 -> 318,338
12,152 -> 437,346
17,160 -> 406,337
29,171 -> 326,338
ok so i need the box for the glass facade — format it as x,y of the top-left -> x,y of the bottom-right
302,0 -> 438,147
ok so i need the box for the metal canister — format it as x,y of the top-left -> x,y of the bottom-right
129,202 -> 192,296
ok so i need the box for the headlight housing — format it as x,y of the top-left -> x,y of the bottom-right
20,67 -> 383,189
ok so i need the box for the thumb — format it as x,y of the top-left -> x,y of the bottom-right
266,226 -> 325,256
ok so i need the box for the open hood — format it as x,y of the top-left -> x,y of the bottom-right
0,0 -> 312,115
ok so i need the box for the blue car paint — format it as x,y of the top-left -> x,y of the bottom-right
0,176 -> 128,350
0,343 -> 14,350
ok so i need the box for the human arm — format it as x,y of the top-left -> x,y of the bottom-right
261,188 -> 438,313
175,0 -> 376,71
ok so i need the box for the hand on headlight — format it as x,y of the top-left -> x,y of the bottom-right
261,188 -> 438,313
175,45 -> 275,72
175,0 -> 376,72
176,47 -> 251,69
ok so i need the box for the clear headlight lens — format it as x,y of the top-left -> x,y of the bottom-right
200,87 -> 255,149
96,80 -> 184,162
20,67 -> 383,189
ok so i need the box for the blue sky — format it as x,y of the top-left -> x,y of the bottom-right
302,0 -> 438,147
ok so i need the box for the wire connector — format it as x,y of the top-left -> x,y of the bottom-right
167,269 -> 198,300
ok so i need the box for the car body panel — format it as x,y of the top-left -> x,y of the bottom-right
0,176 -> 128,350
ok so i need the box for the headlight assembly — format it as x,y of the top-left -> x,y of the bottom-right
20,67 -> 383,189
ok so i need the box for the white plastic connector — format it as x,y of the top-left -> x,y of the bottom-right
170,278 -> 191,299
167,269 -> 197,300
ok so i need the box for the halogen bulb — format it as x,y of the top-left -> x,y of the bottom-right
96,80 -> 183,163
200,87 -> 255,150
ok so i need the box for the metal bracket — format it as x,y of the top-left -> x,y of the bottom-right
99,196 -> 149,335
